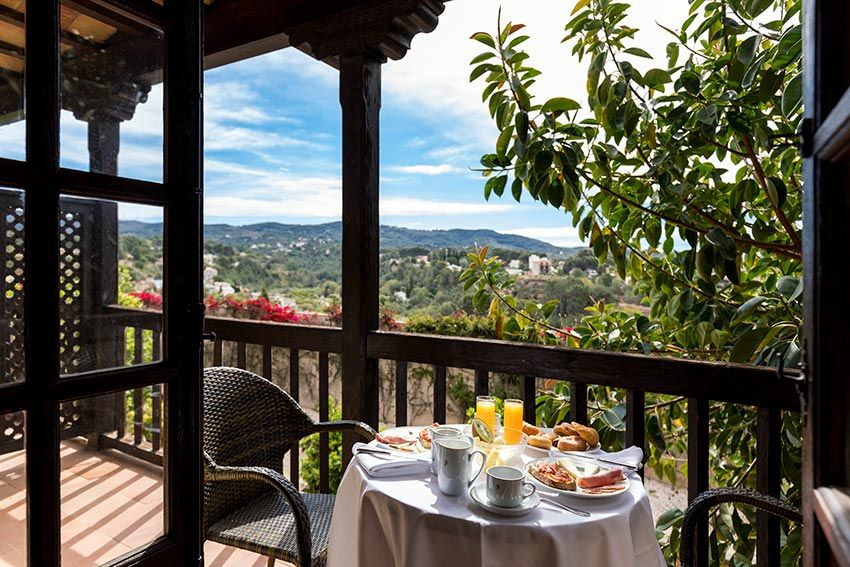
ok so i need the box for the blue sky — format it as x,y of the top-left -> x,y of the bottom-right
0,0 -> 688,248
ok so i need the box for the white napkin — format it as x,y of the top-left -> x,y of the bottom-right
353,442 -> 432,479
603,446 -> 644,468
548,445 -> 644,469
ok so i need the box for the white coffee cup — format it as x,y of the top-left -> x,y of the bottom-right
486,465 -> 536,508
429,427 -> 463,474
435,437 -> 486,497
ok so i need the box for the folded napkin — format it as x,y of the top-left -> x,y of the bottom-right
548,445 -> 644,469
353,442 -> 432,479
602,446 -> 644,468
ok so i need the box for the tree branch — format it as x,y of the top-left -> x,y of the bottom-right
741,135 -> 802,250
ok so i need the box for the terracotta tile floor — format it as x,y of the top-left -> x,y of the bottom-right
0,440 -> 279,566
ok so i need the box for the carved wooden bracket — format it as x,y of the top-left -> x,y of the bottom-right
284,0 -> 449,63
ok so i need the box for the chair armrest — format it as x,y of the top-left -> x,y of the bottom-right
680,487 -> 802,567
204,453 -> 312,566
314,419 -> 376,441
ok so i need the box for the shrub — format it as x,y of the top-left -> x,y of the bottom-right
301,396 -> 343,493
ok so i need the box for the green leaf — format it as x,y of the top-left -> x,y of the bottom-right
732,296 -> 767,323
548,182 -> 565,209
781,72 -> 803,117
746,0 -> 773,17
469,63 -> 492,82
624,47 -> 653,59
777,276 -> 800,299
730,327 -> 770,363
737,35 -> 759,65
643,68 -> 672,87
705,227 -> 736,260
496,126 -> 513,160
696,244 -> 714,282
511,178 -> 523,202
773,24 -> 802,68
515,112 -> 529,142
470,32 -> 495,49
656,509 -> 684,531
570,0 -> 590,16
679,71 -> 701,96
540,97 -> 581,114
469,52 -> 496,65
534,150 -> 553,173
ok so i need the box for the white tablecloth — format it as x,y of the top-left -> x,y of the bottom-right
327,445 -> 665,567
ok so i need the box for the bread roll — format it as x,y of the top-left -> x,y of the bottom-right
554,422 -> 579,437
571,422 -> 600,447
527,434 -> 553,450
522,421 -> 541,436
557,435 -> 588,452
545,430 -> 559,442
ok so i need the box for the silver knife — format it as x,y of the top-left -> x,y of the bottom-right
540,497 -> 591,517
554,451 -> 642,471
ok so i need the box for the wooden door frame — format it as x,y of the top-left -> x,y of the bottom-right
803,0 -> 850,565
0,1 -> 204,565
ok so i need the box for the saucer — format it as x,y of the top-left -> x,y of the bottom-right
469,484 -> 540,517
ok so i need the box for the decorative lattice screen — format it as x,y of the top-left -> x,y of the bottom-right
0,193 -> 120,453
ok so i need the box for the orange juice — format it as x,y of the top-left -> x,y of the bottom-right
475,396 -> 496,434
503,399 -> 523,444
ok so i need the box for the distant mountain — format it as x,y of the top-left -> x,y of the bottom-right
119,220 -> 582,256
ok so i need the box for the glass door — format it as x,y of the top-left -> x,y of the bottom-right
802,1 -> 850,566
0,1 -> 204,565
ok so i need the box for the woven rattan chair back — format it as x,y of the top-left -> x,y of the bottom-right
203,366 -> 316,529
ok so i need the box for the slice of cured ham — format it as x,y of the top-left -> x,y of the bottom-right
376,433 -> 414,445
576,468 -> 625,489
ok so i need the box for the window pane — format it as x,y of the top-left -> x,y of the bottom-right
0,1 -> 24,161
0,411 -> 25,567
60,388 -> 165,566
59,1 -> 163,182
59,197 -> 162,377
0,188 -> 23,386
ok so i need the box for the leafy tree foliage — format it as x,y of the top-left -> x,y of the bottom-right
468,0 -> 803,563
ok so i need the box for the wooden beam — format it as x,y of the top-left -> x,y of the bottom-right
87,117 -> 120,175
340,53 -> 381,464
163,0 -> 204,563
25,0 -> 62,564
367,331 -> 800,410
688,398 -> 710,567
203,0 -> 448,68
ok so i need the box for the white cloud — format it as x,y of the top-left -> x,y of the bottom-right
383,0 -> 690,151
197,193 -> 514,220
388,163 -> 462,175
205,81 -> 299,125
502,226 -> 585,248
204,122 -> 327,152
382,197 -> 513,216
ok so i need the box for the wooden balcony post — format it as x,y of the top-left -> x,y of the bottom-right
87,116 -> 120,175
340,52 -> 382,463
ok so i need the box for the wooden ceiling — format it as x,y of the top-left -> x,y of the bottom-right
0,0 -> 448,125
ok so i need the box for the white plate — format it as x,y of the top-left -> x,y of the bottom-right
374,424 -> 465,454
524,428 -> 600,456
525,458 -> 631,499
469,484 -> 540,517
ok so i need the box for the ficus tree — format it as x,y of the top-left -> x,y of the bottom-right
464,0 -> 803,563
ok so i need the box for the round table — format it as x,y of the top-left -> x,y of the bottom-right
327,441 -> 665,567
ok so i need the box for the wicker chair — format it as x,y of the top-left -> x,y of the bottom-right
203,367 -> 376,567
680,487 -> 803,567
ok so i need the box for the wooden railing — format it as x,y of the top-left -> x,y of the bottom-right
102,306 -> 800,567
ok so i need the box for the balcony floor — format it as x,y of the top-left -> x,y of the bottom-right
0,440 -> 277,567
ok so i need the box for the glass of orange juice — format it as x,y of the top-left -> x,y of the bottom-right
503,399 -> 523,444
475,396 -> 496,434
